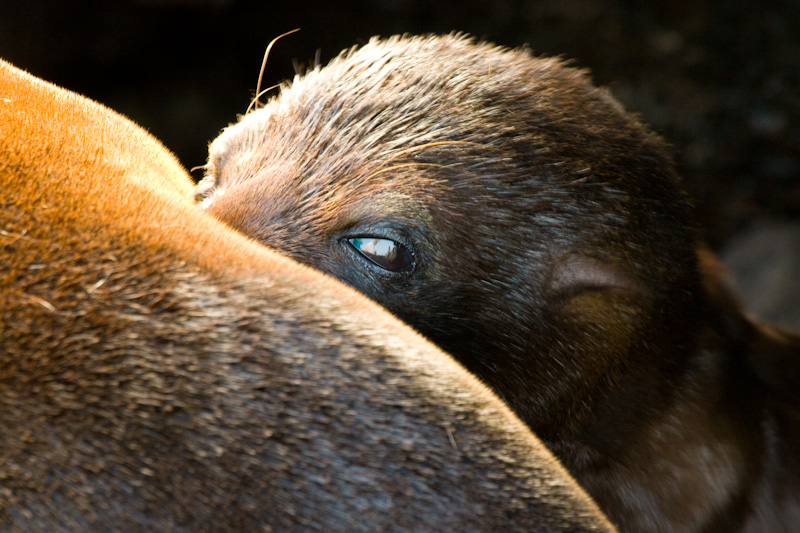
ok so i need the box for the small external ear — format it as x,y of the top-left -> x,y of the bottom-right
546,254 -> 654,300
192,175 -> 219,206
544,254 -> 654,360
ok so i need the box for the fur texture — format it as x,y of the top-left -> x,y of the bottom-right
198,34 -> 800,531
0,58 -> 615,531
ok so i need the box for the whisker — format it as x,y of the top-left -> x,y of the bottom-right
248,28 -> 301,114
248,84 -> 281,113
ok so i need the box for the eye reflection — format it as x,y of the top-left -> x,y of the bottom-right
347,237 -> 414,273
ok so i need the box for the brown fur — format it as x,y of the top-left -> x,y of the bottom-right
197,34 -> 800,531
0,58 -> 615,531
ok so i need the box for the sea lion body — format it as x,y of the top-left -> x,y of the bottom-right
0,58 -> 614,531
197,34 -> 800,531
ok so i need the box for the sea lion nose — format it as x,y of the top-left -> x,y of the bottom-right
193,174 -> 217,206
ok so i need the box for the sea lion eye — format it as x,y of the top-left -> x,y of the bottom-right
346,237 -> 414,273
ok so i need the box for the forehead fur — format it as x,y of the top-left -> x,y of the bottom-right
208,34 -> 619,189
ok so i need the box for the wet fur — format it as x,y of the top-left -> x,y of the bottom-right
197,34 -> 800,531
0,58 -> 615,531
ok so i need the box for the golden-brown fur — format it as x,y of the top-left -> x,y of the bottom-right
0,58 -> 614,531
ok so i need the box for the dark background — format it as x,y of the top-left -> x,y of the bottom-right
2,0 -> 799,251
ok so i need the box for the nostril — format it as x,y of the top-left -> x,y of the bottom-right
192,175 -> 218,206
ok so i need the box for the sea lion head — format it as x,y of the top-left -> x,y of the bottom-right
196,33 -> 701,443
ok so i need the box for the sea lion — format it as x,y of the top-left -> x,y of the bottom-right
196,34 -> 800,531
0,58 -> 615,531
